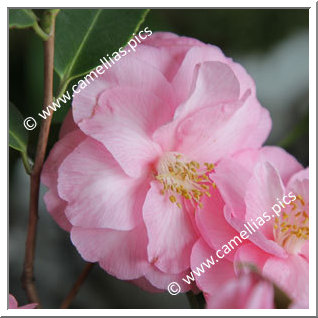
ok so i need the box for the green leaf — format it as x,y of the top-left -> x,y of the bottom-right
9,102 -> 32,174
9,9 -> 50,40
9,102 -> 28,153
9,9 -> 37,28
54,9 -> 149,87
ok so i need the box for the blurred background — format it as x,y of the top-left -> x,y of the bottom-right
9,9 -> 309,308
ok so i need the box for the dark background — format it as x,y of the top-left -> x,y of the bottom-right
9,9 -> 309,308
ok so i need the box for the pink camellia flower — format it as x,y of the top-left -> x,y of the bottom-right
191,239 -> 274,309
8,294 -> 37,309
42,32 -> 271,291
195,146 -> 308,307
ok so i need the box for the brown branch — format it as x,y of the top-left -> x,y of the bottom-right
60,263 -> 94,309
21,10 -> 58,307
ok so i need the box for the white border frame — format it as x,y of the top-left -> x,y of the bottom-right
3,1 -> 316,316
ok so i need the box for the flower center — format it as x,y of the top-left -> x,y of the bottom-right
273,194 -> 309,254
155,152 -> 215,209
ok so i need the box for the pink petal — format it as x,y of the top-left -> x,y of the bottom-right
287,167 -> 309,206
206,274 -> 274,309
174,61 -> 240,118
213,156 -> 253,219
214,153 -> 290,257
143,181 -> 198,274
289,301 -> 309,309
71,224 -> 149,280
213,146 -> 303,225
174,92 -> 271,164
287,167 -> 309,186
175,100 -> 242,163
59,109 -> 78,138
130,277 -> 164,293
195,191 -> 241,261
8,295 -> 18,309
245,161 -> 286,238
72,223 -> 194,292
300,241 -> 309,261
144,32 -> 206,80
219,147 -> 301,235
72,78 -> 110,125
263,254 -> 308,308
73,56 -> 176,126
143,266 -> 193,293
125,44 -> 178,82
78,87 -> 172,178
259,147 -> 303,185
58,138 -> 148,230
190,238 -> 235,296
42,190 -> 69,231
245,280 -> 274,309
144,32 -> 205,49
171,44 -> 257,104
152,119 -> 179,153
234,243 -> 271,273
19,303 -> 37,309
224,205 -> 286,258
41,130 -> 85,231
8,295 -> 37,309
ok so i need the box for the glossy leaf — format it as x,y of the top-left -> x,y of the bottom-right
9,102 -> 28,153
54,9 -> 149,85
9,9 -> 37,28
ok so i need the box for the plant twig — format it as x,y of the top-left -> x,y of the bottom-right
32,20 -> 49,41
21,9 -> 59,307
60,263 -> 94,309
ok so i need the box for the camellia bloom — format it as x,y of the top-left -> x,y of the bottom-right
195,146 -> 308,307
8,294 -> 37,309
191,239 -> 274,309
42,32 -> 271,291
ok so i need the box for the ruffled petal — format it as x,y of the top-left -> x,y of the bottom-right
58,138 -> 148,230
191,238 -> 235,296
143,266 -> 193,293
195,191 -> 241,261
206,274 -> 274,309
174,92 -> 271,164
143,181 -> 197,274
244,161 -> 285,239
263,254 -> 308,308
78,87 -> 173,178
234,243 -> 271,273
171,44 -> 256,104
41,130 -> 85,231
224,205 -> 286,258
59,109 -> 78,138
73,56 -> 176,126
174,61 -> 240,118
259,147 -> 303,185
287,167 -> 309,206
71,224 -> 149,280
213,156 -> 253,219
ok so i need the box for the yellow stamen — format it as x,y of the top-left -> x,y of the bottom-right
273,193 -> 308,254
156,152 -> 215,209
